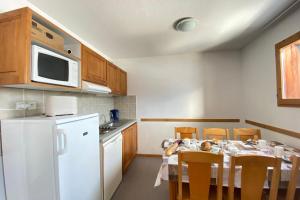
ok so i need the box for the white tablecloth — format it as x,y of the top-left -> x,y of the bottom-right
154,141 -> 300,188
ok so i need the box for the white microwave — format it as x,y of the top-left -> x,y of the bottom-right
31,45 -> 79,87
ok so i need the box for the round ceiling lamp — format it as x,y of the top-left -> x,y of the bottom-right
174,17 -> 198,32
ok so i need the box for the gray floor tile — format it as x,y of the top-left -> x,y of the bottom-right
112,157 -> 169,200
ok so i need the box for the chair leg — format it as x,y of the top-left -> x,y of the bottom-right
169,180 -> 178,200
262,189 -> 269,200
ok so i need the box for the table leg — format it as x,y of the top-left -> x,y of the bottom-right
169,180 -> 178,200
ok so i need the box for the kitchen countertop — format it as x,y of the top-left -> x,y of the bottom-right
99,119 -> 137,143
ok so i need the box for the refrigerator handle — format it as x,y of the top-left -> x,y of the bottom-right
57,129 -> 68,155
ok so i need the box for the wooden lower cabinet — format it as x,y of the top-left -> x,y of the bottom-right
122,123 -> 137,173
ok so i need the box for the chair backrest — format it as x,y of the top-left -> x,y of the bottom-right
233,128 -> 261,141
175,127 -> 199,139
178,151 -> 223,200
228,155 -> 281,200
286,155 -> 300,200
203,128 -> 230,140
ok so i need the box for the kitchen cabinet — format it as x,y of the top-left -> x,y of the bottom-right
122,123 -> 137,173
0,7 -> 128,94
120,69 -> 127,96
0,7 -> 31,85
107,62 -> 121,94
0,7 -> 81,91
107,62 -> 127,96
81,45 -> 107,86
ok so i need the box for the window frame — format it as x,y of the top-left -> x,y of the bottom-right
275,31 -> 300,107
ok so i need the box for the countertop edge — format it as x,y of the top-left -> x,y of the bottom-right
99,119 -> 137,143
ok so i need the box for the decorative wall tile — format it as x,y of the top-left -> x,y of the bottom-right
0,88 -> 114,125
0,110 -> 25,119
0,88 -> 136,124
25,108 -> 43,117
0,88 -> 23,109
114,96 -> 137,119
24,89 -> 44,111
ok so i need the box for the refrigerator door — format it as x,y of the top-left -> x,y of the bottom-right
56,116 -> 101,200
0,156 -> 6,200
1,120 -> 57,200
0,131 -> 6,200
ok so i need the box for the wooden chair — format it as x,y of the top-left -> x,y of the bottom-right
286,155 -> 300,200
175,127 -> 200,140
233,128 -> 261,141
178,151 -> 223,200
228,155 -> 281,200
202,128 -> 230,140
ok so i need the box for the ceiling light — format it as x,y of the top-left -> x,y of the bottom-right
174,17 -> 197,32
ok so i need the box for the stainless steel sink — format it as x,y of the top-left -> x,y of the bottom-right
106,121 -> 124,128
99,120 -> 131,135
99,122 -> 120,134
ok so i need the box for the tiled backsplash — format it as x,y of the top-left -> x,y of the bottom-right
0,88 -> 137,124
114,96 -> 136,119
0,87 -> 114,125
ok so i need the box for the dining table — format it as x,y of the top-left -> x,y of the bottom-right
154,139 -> 300,200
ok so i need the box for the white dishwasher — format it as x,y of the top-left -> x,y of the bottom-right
102,133 -> 122,200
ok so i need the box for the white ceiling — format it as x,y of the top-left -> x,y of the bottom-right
27,0 -> 297,59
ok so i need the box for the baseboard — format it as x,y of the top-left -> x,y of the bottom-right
136,154 -> 161,158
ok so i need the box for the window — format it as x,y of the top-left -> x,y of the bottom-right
275,31 -> 300,106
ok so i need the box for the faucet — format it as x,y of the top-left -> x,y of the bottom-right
99,113 -> 107,124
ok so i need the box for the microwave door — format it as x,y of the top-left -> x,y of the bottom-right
31,45 -> 79,87
37,53 -> 69,82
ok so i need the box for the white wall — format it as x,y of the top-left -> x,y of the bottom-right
241,6 -> 300,148
116,52 -> 242,154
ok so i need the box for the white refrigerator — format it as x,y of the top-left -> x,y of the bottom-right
1,113 -> 101,200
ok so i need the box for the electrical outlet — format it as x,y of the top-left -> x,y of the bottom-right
16,102 -> 27,110
16,101 -> 37,110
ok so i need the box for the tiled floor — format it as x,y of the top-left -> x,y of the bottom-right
112,156 -> 169,200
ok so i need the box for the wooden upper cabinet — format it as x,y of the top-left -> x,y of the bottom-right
107,62 -> 127,96
115,67 -> 121,94
0,7 -> 31,85
0,7 -> 128,93
81,45 -> 107,86
0,7 -> 81,91
120,69 -> 127,96
106,62 -> 115,93
107,62 -> 121,94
